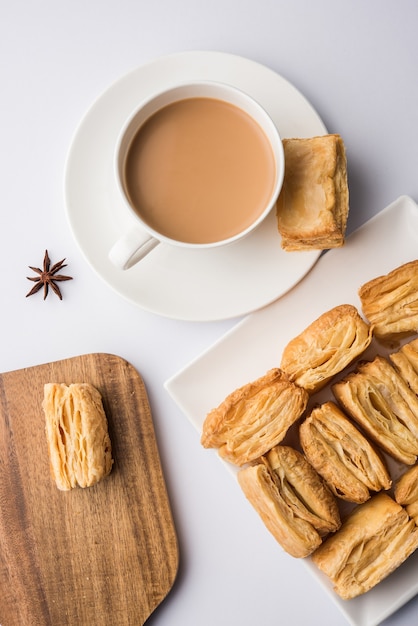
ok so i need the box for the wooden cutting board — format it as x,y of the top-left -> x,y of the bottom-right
0,353 -> 179,626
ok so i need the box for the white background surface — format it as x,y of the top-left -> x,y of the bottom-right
1,2 -> 418,625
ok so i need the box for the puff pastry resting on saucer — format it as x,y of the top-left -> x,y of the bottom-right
332,356 -> 418,465
358,260 -> 418,339
389,337 -> 418,395
276,134 -> 349,251
280,304 -> 373,393
300,402 -> 391,503
395,464 -> 418,525
311,493 -> 418,599
237,446 -> 340,558
43,382 -> 113,490
201,368 -> 308,466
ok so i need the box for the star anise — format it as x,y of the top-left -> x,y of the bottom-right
26,250 -> 73,300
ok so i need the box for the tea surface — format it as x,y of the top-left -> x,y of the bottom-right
124,97 -> 276,243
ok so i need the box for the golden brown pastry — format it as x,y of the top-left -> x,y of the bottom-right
280,304 -> 373,393
238,464 -> 321,558
300,402 -> 391,502
404,500 -> 418,525
311,493 -> 418,599
264,445 -> 341,535
201,368 -> 308,466
237,445 -> 341,558
390,337 -> 418,395
358,260 -> 418,339
276,134 -> 349,251
333,356 -> 418,465
43,382 -> 113,490
395,464 -> 418,524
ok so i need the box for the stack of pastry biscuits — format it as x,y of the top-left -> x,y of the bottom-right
201,260 -> 418,600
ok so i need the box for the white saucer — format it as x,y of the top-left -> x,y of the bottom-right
64,51 -> 326,321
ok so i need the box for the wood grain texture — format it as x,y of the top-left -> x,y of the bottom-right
0,353 -> 179,626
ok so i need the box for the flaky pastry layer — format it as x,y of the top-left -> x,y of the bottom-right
395,464 -> 418,525
300,402 -> 391,502
311,493 -> 418,599
359,260 -> 418,339
280,304 -> 372,393
201,368 -> 308,466
238,464 -> 321,558
332,356 -> 418,465
276,134 -> 349,251
390,337 -> 418,395
264,445 -> 340,535
43,382 -> 113,490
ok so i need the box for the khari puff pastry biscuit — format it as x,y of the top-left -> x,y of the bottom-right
43,383 -> 113,490
201,368 -> 308,466
299,402 -> 392,503
389,337 -> 418,395
276,134 -> 349,251
264,445 -> 341,535
312,493 -> 418,599
300,402 -> 391,503
280,304 -> 373,393
395,464 -> 418,525
333,356 -> 418,465
237,446 -> 340,558
358,260 -> 418,339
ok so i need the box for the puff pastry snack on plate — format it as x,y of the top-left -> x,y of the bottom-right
280,304 -> 373,393
237,446 -> 340,558
201,368 -> 308,466
311,493 -> 418,600
332,356 -> 418,465
358,260 -> 418,339
395,464 -> 418,525
276,134 -> 349,251
300,402 -> 391,502
43,382 -> 113,490
389,337 -> 418,395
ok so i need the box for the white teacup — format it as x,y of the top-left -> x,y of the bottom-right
109,81 -> 285,270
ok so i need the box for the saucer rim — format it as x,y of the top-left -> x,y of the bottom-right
64,50 -> 327,321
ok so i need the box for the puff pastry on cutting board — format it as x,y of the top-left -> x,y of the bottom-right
43,382 -> 113,490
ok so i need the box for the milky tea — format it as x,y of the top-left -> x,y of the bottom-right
122,97 -> 277,245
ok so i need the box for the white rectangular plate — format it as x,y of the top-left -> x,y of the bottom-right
165,195 -> 418,626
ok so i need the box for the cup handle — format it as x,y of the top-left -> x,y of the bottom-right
109,228 -> 160,269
